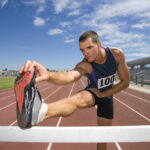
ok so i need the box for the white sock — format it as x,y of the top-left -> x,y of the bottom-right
37,102 -> 48,124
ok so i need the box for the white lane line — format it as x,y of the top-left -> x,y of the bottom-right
114,97 -> 150,122
121,91 -> 150,104
0,91 -> 14,96
0,85 -> 54,102
9,120 -> 17,126
36,83 -> 50,89
47,82 -> 75,150
115,142 -> 122,150
40,85 -> 54,92
0,85 -> 61,110
44,86 -> 64,101
0,102 -> 16,111
0,94 -> 15,101
81,79 -> 122,150
56,83 -> 75,128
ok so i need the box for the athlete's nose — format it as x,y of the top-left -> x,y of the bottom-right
83,49 -> 89,57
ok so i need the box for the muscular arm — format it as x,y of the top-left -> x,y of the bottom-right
48,61 -> 91,85
48,70 -> 80,85
20,60 -> 91,85
101,48 -> 130,97
89,48 -> 130,98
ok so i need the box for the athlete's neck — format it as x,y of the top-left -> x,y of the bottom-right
94,47 -> 106,64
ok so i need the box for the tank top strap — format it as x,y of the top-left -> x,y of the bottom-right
90,64 -> 98,87
105,47 -> 118,71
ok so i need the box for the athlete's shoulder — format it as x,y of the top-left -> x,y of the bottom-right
109,47 -> 125,64
109,47 -> 124,56
75,59 -> 92,75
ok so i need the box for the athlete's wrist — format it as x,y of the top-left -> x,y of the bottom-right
48,71 -> 53,81
99,92 -> 107,98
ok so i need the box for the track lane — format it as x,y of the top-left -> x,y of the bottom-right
124,88 -> 150,100
0,83 -> 74,150
51,79 -> 97,150
0,79 -> 150,150
115,93 -> 150,121
113,92 -> 150,150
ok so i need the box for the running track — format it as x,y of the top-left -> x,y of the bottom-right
0,77 -> 150,150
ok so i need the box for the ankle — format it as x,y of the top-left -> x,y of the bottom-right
37,103 -> 48,124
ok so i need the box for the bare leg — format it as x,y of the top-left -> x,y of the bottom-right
44,91 -> 94,120
97,117 -> 112,150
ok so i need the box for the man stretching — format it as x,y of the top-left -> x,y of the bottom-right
19,31 -> 130,150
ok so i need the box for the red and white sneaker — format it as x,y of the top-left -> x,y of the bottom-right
14,68 -> 47,128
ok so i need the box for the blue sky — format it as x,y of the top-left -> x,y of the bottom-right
0,0 -> 150,71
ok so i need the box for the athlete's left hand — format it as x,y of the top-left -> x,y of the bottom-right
88,88 -> 103,98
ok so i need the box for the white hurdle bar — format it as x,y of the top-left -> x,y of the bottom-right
0,125 -> 150,143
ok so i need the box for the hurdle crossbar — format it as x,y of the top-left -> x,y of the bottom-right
0,125 -> 150,143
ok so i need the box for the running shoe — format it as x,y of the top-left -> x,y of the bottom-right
14,68 -> 42,128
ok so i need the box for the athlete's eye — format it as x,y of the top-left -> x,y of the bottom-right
87,46 -> 93,50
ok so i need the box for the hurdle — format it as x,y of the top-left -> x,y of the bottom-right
0,125 -> 150,143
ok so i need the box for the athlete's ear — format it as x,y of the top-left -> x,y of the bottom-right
98,41 -> 101,48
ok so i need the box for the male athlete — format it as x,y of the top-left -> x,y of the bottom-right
18,31 -> 130,150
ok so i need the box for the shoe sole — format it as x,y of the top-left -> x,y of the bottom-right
14,68 -> 42,128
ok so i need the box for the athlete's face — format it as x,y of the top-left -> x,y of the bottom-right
79,37 -> 101,62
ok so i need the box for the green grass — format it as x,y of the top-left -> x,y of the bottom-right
0,77 -> 16,90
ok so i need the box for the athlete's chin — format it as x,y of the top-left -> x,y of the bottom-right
86,58 -> 94,63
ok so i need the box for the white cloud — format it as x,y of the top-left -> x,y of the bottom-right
77,0 -> 150,26
48,29 -> 63,35
0,0 -> 8,8
92,22 -> 143,43
22,0 -> 46,5
139,12 -> 150,18
132,11 -> 150,29
52,0 -> 70,14
36,5 -> 45,14
64,39 -> 75,43
33,17 -> 46,26
132,23 -> 150,29
22,0 -> 46,14
22,0 -> 150,60
68,10 -> 80,16
72,0 -> 150,59
60,21 -> 71,27
52,0 -> 84,14
94,0 -> 150,21
37,0 -> 45,3
68,1 -> 82,9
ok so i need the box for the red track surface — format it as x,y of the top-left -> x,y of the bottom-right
0,77 -> 150,150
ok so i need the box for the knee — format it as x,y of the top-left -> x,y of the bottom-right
97,117 -> 113,126
72,91 -> 94,108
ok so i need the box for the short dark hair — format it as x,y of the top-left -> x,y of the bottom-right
79,30 -> 100,44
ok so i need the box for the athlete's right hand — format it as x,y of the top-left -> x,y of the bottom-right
19,60 -> 50,83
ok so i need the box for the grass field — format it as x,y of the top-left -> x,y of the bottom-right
0,77 -> 16,90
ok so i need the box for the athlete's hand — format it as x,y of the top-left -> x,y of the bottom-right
19,60 -> 50,83
88,88 -> 103,98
